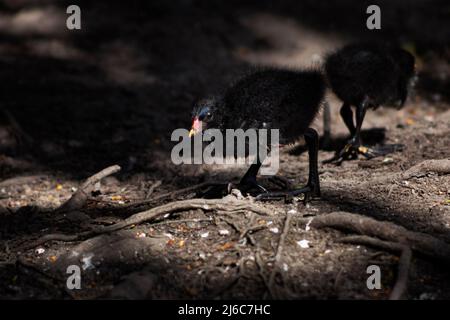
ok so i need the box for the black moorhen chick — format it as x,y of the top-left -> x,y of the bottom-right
189,68 -> 326,201
324,43 -> 416,164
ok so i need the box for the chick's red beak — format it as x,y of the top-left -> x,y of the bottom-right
189,117 -> 202,137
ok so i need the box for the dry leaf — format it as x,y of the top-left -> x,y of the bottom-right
405,118 -> 415,125
219,242 -> 234,251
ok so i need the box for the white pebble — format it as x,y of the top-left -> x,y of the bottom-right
297,239 -> 310,248
269,227 -> 279,234
163,233 -> 174,239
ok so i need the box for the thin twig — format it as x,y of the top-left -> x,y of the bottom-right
145,180 -> 162,199
265,210 -> 293,299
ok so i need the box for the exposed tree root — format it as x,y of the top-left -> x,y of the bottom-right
339,235 -> 406,252
339,235 -> 412,300
58,165 -> 121,212
366,159 -> 450,186
400,159 -> 450,180
20,197 -> 273,251
303,211 -> 450,264
390,245 -> 412,300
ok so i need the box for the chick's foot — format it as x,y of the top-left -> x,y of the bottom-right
325,142 -> 405,165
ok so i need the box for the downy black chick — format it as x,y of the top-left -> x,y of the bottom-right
324,43 -> 416,164
189,68 -> 326,201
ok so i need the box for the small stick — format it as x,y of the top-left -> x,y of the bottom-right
145,180 -> 162,199
266,210 -> 293,299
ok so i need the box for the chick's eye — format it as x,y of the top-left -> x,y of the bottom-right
200,111 -> 212,121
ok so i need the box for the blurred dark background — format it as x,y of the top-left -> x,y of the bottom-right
0,0 -> 449,178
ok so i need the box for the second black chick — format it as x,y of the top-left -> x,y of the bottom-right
324,43 -> 416,164
189,68 -> 326,202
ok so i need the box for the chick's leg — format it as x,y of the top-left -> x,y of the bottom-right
256,128 -> 320,203
341,103 -> 356,136
229,162 -> 268,194
324,98 -> 382,164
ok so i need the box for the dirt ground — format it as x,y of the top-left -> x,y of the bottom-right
0,0 -> 449,299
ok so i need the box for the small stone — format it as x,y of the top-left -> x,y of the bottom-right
219,229 -> 230,236
297,239 -> 310,248
269,227 -> 279,234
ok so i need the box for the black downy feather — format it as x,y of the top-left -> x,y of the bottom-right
193,68 -> 326,145
325,42 -> 415,109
